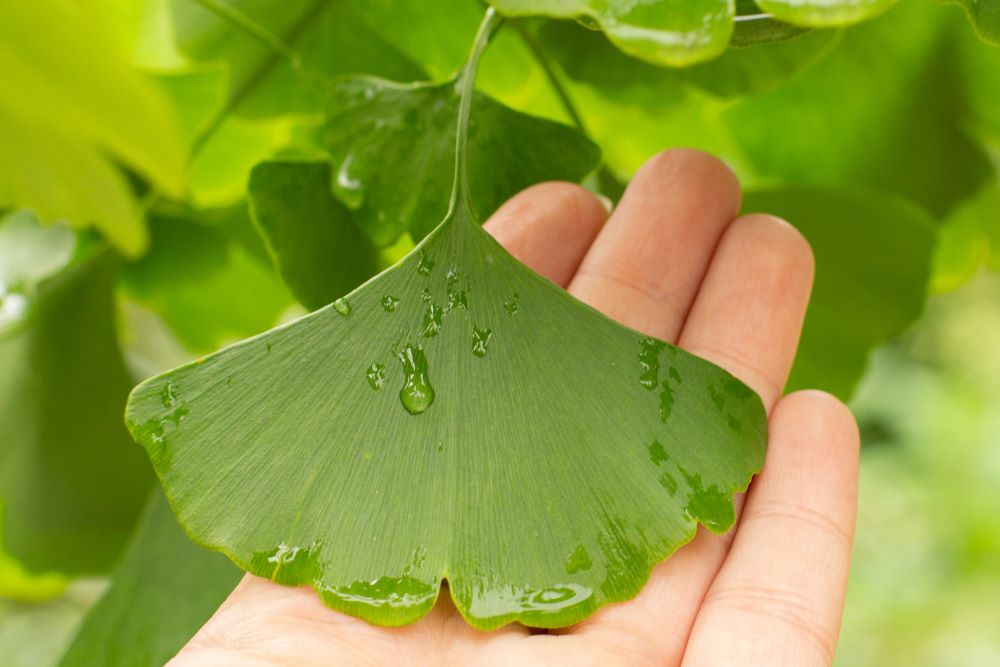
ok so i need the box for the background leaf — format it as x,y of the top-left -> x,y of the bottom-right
949,0 -> 1000,44
324,77 -> 600,245
757,0 -> 899,26
248,161 -> 380,310
489,0 -> 735,67
57,491 -> 241,667
744,188 -> 936,399
0,226 -> 152,574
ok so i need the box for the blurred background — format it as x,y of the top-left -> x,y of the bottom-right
2,0 -> 999,664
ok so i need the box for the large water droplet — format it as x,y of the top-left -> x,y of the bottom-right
397,344 -> 434,415
417,251 -> 435,276
160,382 -> 178,408
421,304 -> 443,338
472,325 -> 492,358
366,362 -> 386,391
333,298 -> 352,316
447,288 -> 467,312
381,295 -> 399,312
334,154 -> 364,209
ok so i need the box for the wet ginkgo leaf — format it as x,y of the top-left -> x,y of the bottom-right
756,0 -> 899,26
124,9 -> 767,630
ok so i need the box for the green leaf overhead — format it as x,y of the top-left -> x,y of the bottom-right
536,18 -> 839,99
0,1 -> 185,256
950,0 -> 1000,44
756,0 -> 899,26
323,77 -> 601,246
0,219 -> 152,574
489,0 -> 736,67
743,188 -> 935,399
730,0 -> 811,46
125,10 -> 767,630
170,0 -> 424,118
249,161 -> 380,310
57,492 -> 241,667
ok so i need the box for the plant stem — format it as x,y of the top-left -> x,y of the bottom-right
450,7 -> 504,216
511,20 -> 589,136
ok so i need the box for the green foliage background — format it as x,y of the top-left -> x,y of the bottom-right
1,0 -> 999,663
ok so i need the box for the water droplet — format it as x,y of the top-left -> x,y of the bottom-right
565,545 -> 592,574
727,414 -> 743,433
669,366 -> 682,383
366,363 -> 386,391
160,382 -> 178,408
421,287 -> 432,303
472,325 -> 492,358
447,288 -> 467,312
648,439 -> 669,465
680,467 -> 735,533
333,298 -> 352,316
334,154 -> 364,209
659,380 -> 674,423
381,295 -> 399,312
503,292 -> 520,317
417,251 -> 435,276
421,304 -> 443,338
638,338 -> 665,390
436,441 -> 444,453
446,266 -> 460,286
266,342 -> 273,353
397,344 -> 434,415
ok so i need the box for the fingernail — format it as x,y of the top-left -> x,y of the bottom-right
596,193 -> 614,214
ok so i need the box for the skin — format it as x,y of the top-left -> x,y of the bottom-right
172,149 -> 860,666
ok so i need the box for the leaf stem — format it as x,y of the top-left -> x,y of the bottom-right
511,20 -> 589,136
450,7 -> 503,217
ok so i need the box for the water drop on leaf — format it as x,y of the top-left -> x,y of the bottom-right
333,298 -> 352,316
397,344 -> 434,415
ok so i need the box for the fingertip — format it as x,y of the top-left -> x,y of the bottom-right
629,149 -> 742,219
772,389 -> 861,460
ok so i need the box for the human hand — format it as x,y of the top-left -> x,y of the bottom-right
171,149 -> 860,666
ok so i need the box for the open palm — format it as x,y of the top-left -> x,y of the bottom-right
171,150 -> 859,667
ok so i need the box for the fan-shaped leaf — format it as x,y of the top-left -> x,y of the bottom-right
126,195 -> 766,629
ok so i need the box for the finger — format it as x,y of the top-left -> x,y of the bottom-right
569,214 -> 815,665
681,391 -> 860,666
567,149 -> 741,340
483,181 -> 609,287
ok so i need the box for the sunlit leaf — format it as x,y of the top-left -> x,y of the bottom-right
324,76 -> 600,245
537,19 -> 839,99
757,0 -> 899,26
743,188 -> 935,399
489,0 -> 735,67
249,161 -> 379,310
57,491 -> 241,667
932,180 -> 1000,293
0,510 -> 67,603
0,223 -> 152,573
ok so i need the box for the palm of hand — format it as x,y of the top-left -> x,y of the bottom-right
172,150 -> 859,667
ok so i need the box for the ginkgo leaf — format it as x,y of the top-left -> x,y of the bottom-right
489,0 -> 735,67
126,203 -> 766,629
756,0 -> 900,26
731,0 -> 811,46
324,76 -> 600,246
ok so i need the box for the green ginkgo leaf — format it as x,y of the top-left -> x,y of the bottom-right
324,76 -> 600,246
489,0 -> 735,67
756,0 -> 899,26
125,9 -> 766,630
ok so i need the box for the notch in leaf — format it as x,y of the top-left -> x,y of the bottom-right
125,8 -> 768,630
